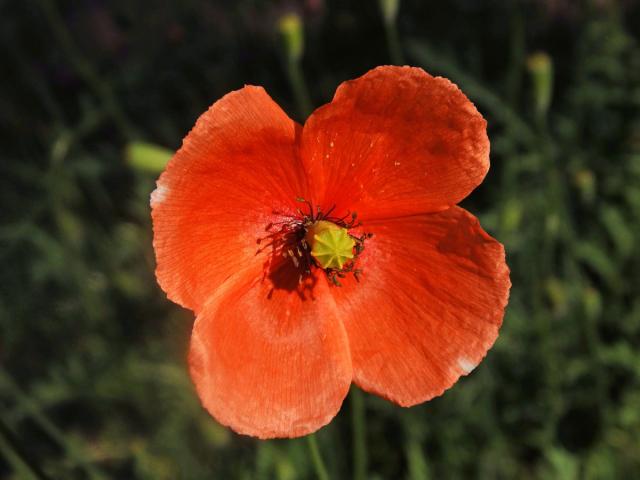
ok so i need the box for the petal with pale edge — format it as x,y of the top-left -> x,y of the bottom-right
189,264 -> 352,439
330,207 -> 510,406
152,86 -> 308,312
301,66 -> 489,220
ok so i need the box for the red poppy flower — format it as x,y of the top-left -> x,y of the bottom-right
152,66 -> 510,439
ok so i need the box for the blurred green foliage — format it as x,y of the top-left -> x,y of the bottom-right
1,0 -> 640,478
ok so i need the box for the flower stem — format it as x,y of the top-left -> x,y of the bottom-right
37,0 -> 139,140
286,58 -> 313,120
384,21 -> 405,65
407,40 -> 537,148
350,387 -> 367,480
0,369 -> 108,480
379,0 -> 404,64
306,433 -> 330,480
0,417 -> 52,480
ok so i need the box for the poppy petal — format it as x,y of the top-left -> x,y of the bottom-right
152,86 -> 309,312
301,66 -> 489,219
189,264 -> 352,438
331,207 -> 510,406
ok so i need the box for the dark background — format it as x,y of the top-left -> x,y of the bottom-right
1,0 -> 640,478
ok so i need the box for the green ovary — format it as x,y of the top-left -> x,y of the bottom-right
306,220 -> 355,270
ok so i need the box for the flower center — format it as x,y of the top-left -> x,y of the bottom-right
305,220 -> 355,270
260,198 -> 372,287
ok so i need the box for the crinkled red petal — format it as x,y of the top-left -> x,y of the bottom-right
189,264 -> 352,438
152,86 -> 309,312
329,207 -> 510,406
301,66 -> 489,220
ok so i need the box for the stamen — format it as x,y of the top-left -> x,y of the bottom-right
324,205 -> 336,218
260,196 -> 371,287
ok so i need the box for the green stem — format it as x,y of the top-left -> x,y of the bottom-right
505,7 -> 525,106
0,370 -> 108,480
0,418 -> 52,480
286,59 -> 313,120
37,0 -> 139,140
350,388 -> 367,480
385,21 -> 405,65
306,433 -> 330,480
407,40 -> 537,148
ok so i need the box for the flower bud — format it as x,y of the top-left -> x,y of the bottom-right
278,13 -> 304,62
527,51 -> 554,118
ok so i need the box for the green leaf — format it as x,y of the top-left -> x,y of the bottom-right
600,206 -> 634,259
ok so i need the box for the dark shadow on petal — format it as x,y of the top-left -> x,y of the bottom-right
255,219 -> 319,300
265,260 -> 318,301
